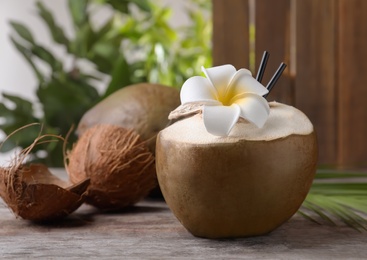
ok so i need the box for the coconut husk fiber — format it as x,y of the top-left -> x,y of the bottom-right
67,124 -> 157,211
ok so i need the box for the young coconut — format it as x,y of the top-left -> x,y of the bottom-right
77,83 -> 180,154
0,132 -> 90,222
156,65 -> 318,238
67,124 -> 156,210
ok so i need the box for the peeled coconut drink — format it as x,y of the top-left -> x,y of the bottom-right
156,64 -> 318,238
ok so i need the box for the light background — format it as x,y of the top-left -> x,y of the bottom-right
0,0 -> 191,164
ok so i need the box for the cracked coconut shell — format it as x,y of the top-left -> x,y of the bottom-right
67,124 -> 157,210
156,102 -> 318,238
0,164 -> 90,222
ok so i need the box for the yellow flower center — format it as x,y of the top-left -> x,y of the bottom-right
217,88 -> 235,106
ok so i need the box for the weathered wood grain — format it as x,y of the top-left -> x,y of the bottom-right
0,170 -> 367,259
1,199 -> 367,258
295,0 -> 338,165
212,0 -> 250,69
255,0 -> 293,105
337,0 -> 367,167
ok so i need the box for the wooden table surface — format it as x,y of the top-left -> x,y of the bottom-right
1,171 -> 367,259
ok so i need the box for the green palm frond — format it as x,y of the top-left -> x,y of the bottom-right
299,169 -> 367,231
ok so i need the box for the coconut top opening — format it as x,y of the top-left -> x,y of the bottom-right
162,102 -> 314,144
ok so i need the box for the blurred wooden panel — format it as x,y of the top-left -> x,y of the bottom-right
212,0 -> 367,167
295,0 -> 338,165
255,0 -> 293,105
337,0 -> 367,166
212,0 -> 250,69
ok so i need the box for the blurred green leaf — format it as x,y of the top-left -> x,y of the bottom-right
92,41 -> 116,59
129,0 -> 151,12
103,54 -> 130,98
2,93 -> 33,115
10,37 -> 44,82
9,21 -> 35,44
70,22 -> 95,57
87,37 -> 122,74
104,0 -> 128,13
94,0 -> 151,13
36,1 -> 70,48
0,93 -> 39,153
89,53 -> 114,74
36,77 -> 99,130
94,17 -> 114,40
68,0 -> 89,28
31,45 -> 63,72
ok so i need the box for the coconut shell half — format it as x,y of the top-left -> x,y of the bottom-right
0,164 -> 90,222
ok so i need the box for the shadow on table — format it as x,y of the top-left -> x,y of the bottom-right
96,200 -> 169,215
20,199 -> 169,229
32,207 -> 97,228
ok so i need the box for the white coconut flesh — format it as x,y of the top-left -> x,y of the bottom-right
163,102 -> 314,143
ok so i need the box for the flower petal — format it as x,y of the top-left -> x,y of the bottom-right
227,69 -> 269,98
202,65 -> 236,98
203,104 -> 240,136
234,94 -> 270,128
180,76 -> 218,104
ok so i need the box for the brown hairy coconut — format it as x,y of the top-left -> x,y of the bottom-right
77,83 -> 180,153
67,124 -> 157,210
156,102 -> 318,238
0,163 -> 89,222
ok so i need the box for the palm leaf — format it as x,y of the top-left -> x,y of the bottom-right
299,169 -> 367,231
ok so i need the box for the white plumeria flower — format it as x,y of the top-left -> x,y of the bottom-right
180,64 -> 270,136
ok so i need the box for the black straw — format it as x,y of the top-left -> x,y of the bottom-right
256,51 -> 270,83
264,62 -> 287,98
